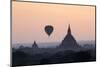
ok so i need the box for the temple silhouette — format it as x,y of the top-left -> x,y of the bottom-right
32,41 -> 38,48
59,24 -> 80,49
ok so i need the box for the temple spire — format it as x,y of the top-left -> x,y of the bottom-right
68,24 -> 71,34
32,41 -> 38,48
59,24 -> 80,49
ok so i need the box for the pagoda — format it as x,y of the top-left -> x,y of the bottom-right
59,24 -> 80,49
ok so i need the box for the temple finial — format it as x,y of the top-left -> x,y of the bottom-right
68,24 -> 71,34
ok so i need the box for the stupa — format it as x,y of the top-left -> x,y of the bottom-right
59,24 -> 80,49
32,41 -> 38,48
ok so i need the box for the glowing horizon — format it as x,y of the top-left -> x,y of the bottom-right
12,1 -> 95,45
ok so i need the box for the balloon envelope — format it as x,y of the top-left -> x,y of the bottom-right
45,25 -> 53,36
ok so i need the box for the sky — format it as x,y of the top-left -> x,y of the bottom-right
12,1 -> 95,45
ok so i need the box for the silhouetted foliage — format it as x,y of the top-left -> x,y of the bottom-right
40,58 -> 50,64
12,50 -> 33,66
12,48 -> 96,66
73,51 -> 91,61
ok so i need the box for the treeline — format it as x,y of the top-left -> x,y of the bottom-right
12,48 -> 96,66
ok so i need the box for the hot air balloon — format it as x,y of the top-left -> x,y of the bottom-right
45,25 -> 53,36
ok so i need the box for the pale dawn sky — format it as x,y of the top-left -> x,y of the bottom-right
12,1 -> 95,44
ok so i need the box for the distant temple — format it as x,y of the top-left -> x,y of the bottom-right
32,41 -> 38,48
59,24 -> 80,49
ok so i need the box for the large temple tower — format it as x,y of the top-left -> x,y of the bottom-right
59,24 -> 80,49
